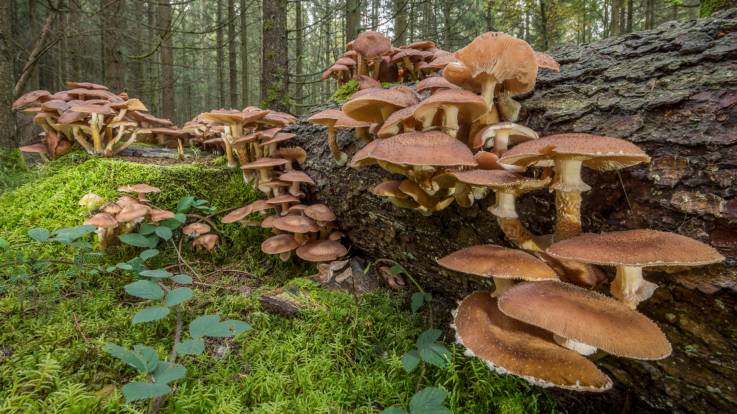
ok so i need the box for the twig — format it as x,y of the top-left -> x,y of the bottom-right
171,239 -> 202,280
72,312 -> 90,343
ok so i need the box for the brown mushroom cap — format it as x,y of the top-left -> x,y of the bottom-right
499,133 -> 651,171
534,51 -> 561,72
115,204 -> 149,222
307,109 -> 343,126
182,222 -> 211,237
66,81 -> 110,90
546,229 -> 725,267
149,209 -> 175,223
353,31 -> 392,58
70,104 -> 115,116
260,132 -> 296,147
304,204 -> 336,222
438,245 -> 558,281
401,40 -> 436,50
19,143 -> 50,156
321,64 -> 350,80
376,104 -> 419,138
279,171 -> 315,186
274,147 -> 307,164
85,213 -> 118,228
454,292 -> 612,391
13,90 -> 51,110
416,76 -> 461,94
445,170 -> 549,192
240,157 -> 289,170
341,86 -> 419,123
470,122 -> 539,151
296,240 -> 348,262
222,199 -> 274,223
413,89 -> 488,125
350,131 -> 477,168
261,234 -> 300,255
272,214 -> 320,233
266,194 -> 301,205
118,184 -> 161,195
192,234 -> 219,251
498,281 -> 672,360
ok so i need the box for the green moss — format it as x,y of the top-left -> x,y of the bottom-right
331,80 -> 360,103
0,158 -> 556,413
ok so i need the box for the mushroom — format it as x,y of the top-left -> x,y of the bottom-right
376,104 -> 419,138
148,127 -> 190,160
192,234 -> 219,251
149,209 -> 175,223
321,64 -> 351,86
69,104 -> 115,154
79,193 -> 106,211
260,132 -> 296,157
334,112 -> 372,144
498,281 -> 672,359
308,109 -> 350,165
534,51 -> 561,72
438,244 -> 558,296
453,292 -> 612,391
546,230 -> 725,308
296,240 -> 348,262
201,109 -> 269,167
266,194 -> 301,214
240,158 -> 289,187
182,222 -> 211,237
471,122 -> 539,155
415,76 -> 461,95
221,199 -> 275,225
19,143 -> 50,162
341,86 -> 419,125
273,146 -> 307,171
261,234 -> 300,261
12,90 -> 51,110
370,180 -> 420,210
413,89 -> 487,138
352,31 -> 392,79
271,214 -> 320,244
118,184 -> 161,202
278,171 -> 315,197
499,134 -> 650,241
85,212 -> 119,249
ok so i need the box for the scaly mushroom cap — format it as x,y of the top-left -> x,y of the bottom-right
353,31 -> 392,59
304,204 -> 336,222
438,245 -> 558,281
350,131 -> 477,168
335,56 -> 356,67
546,229 -> 725,267
321,64 -> 350,80
85,213 -> 118,228
115,204 -> 149,223
470,122 -> 539,151
19,143 -> 50,156
182,222 -> 211,237
66,81 -> 110,90
443,170 -> 550,192
307,109 -> 343,127
296,240 -> 348,262
401,40 -> 436,50
118,183 -> 161,195
240,157 -> 289,170
192,234 -> 219,251
413,89 -> 488,124
12,90 -> 51,110
272,214 -> 320,234
70,104 -> 115,116
261,234 -> 300,255
334,112 -> 372,129
279,171 -> 315,186
498,281 -> 672,360
342,86 -> 419,123
454,292 -> 612,391
451,32 -> 537,96
221,200 -> 275,223
377,104 -> 419,138
274,147 -> 307,165
534,51 -> 561,72
499,133 -> 651,171
416,77 -> 461,94
266,194 -> 301,206
260,132 -> 296,147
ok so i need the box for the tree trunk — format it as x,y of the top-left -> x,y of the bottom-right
0,0 -> 16,148
345,0 -> 361,41
394,0 -> 408,46
260,0 -> 288,112
294,0 -> 304,115
101,0 -> 126,92
228,0 -> 238,108
290,10 -> 737,413
159,0 -> 175,121
217,0 -> 225,107
240,0 -> 249,107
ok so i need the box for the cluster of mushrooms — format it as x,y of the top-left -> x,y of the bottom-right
315,31 -> 725,391
12,81 -> 191,159
196,109 -> 350,263
81,184 -> 219,252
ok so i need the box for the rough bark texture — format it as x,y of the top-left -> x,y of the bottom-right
287,10 -> 737,414
0,0 -> 15,148
260,0 -> 288,112
158,0 -> 175,121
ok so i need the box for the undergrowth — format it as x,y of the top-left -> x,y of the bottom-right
0,155 -> 556,413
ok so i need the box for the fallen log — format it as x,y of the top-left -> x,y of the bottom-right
288,9 -> 737,414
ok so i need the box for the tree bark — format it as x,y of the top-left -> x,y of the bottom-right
260,0 -> 288,112
345,0 -> 361,42
228,0 -> 238,108
294,0 -> 304,115
217,0 -> 225,108
101,0 -> 126,92
0,0 -> 16,148
240,0 -> 249,107
159,0 -> 175,121
394,0 -> 409,46
290,10 -> 737,413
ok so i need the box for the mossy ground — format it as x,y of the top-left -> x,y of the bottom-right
0,151 -> 556,413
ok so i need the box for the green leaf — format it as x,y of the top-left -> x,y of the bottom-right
116,262 -> 133,271
410,292 -> 431,313
390,264 -> 406,276
138,223 -> 157,235
171,274 -> 192,285
189,315 -> 251,338
125,280 -> 164,300
132,306 -> 170,324
139,249 -> 159,261
28,228 -> 50,242
419,343 -> 450,369
155,226 -> 172,240
164,288 -> 193,307
103,343 -> 158,374
416,329 -> 442,349
380,408 -> 408,414
152,361 -> 186,384
174,338 -> 205,355
177,196 -> 195,213
0,238 -> 8,250
52,225 -> 96,242
122,382 -> 171,403
119,233 -> 154,248
401,349 -> 420,373
106,266 -> 116,272
409,387 -> 450,414
174,213 -> 187,223
139,268 -> 172,279
189,315 -> 221,338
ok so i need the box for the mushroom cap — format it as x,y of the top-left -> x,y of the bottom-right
334,112 -> 372,129
118,183 -> 161,194
85,213 -> 118,229
390,47 -> 428,64
70,104 -> 115,115
413,89 -> 488,123
279,171 -> 315,185
357,75 -> 381,90
240,157 -> 289,170
452,32 -> 537,96
335,56 -> 356,66
192,234 -> 219,251
307,109 -> 344,126
149,209 -> 175,223
416,76 -> 461,94
261,234 -> 300,255
376,104 -> 418,138
19,143 -> 49,156
202,109 -> 268,124
401,40 -> 436,50
353,31 -> 392,58
266,194 -> 301,205
471,122 -> 539,150
499,133 -> 651,171
272,214 -> 320,233
13,90 -> 51,110
474,151 -> 503,170
128,111 -> 174,127
274,147 -> 307,164
546,229 -> 725,268
296,240 -> 348,262
498,281 -> 673,360
182,222 -> 211,237
149,127 -> 189,138
101,202 -> 122,215
443,170 -> 550,192
322,64 -> 350,80
304,203 -> 336,222
534,51 -> 561,72
350,131 -> 477,168
342,86 -> 419,123
115,204 -> 149,222
454,292 -> 612,392
371,180 -> 409,199
428,53 -> 458,70
260,132 -> 296,146
66,81 -> 110,90
438,245 -> 558,281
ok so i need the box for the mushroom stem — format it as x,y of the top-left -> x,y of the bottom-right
442,105 -> 460,138
554,159 -> 590,192
491,190 -> 518,219
402,56 -> 416,80
611,265 -> 657,309
326,126 -> 347,165
493,129 -> 511,155
355,127 -> 371,143
454,182 -> 473,207
491,277 -> 515,297
224,141 -> 237,168
379,105 -> 394,122
553,335 -> 598,356
497,217 -> 543,252
90,114 -> 103,154
371,58 -> 382,80
481,78 -> 497,107
72,127 -> 95,154
113,132 -> 139,155
554,190 -> 582,242
177,138 -> 184,161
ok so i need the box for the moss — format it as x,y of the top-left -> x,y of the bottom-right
331,80 -> 360,103
0,157 -> 556,413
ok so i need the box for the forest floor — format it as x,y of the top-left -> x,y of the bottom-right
0,150 -> 557,414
